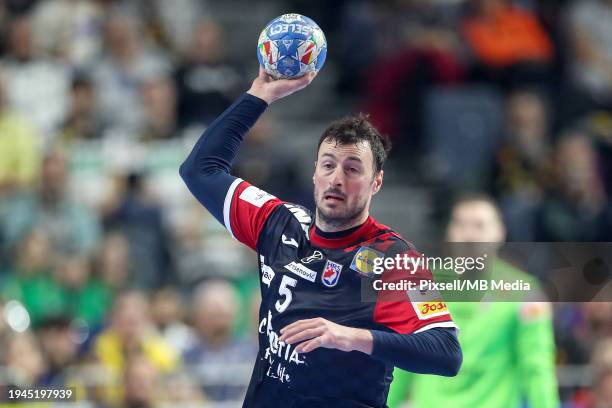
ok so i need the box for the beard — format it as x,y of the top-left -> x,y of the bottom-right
314,188 -> 368,230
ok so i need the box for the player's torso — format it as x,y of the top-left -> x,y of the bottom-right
248,204 -> 395,407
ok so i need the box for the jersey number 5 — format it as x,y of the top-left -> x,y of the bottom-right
275,275 -> 297,313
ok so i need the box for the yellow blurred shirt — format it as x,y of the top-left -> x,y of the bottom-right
0,112 -> 40,189
93,329 -> 180,407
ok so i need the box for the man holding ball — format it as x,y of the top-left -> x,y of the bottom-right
180,14 -> 462,407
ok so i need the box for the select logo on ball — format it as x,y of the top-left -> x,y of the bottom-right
257,13 -> 327,79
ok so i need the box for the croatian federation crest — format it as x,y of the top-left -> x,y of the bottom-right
322,260 -> 342,287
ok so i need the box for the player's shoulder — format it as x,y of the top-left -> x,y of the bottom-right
265,200 -> 314,238
365,218 -> 417,257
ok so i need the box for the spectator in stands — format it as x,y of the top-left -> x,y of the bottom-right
32,0 -> 104,68
103,172 -> 171,289
93,10 -> 169,135
578,303 -> 612,362
0,0 -> 37,16
175,20 -> 243,128
566,0 -> 612,111
142,0 -> 211,55
1,228 -> 65,325
490,89 -> 553,240
60,75 -> 107,143
1,148 -> 102,257
150,287 -> 195,355
537,131 -> 611,241
234,111 -> 313,208
122,353 -> 162,408
2,14 -> 70,140
93,290 -> 179,375
362,0 -> 465,158
461,0 -> 554,87
184,280 -> 256,402
4,332 -> 48,386
93,290 -> 179,406
172,201 -> 254,285
139,75 -> 179,140
332,0 -> 379,94
172,206 -> 221,285
164,370 -> 207,405
54,255 -> 112,327
0,66 -> 41,195
37,315 -> 80,386
96,231 -> 131,291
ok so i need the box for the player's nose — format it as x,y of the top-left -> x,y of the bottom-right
330,167 -> 344,187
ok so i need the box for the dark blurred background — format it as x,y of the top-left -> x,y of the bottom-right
0,0 -> 611,406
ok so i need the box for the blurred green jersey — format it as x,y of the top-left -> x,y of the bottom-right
387,260 -> 559,408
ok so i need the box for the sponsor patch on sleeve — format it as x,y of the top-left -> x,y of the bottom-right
408,287 -> 450,320
260,255 -> 275,287
239,186 -> 276,208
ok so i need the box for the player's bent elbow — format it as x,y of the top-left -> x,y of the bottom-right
445,349 -> 463,377
179,160 -> 193,182
439,345 -> 463,377
179,160 -> 203,189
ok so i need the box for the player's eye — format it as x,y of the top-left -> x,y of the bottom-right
322,162 -> 334,170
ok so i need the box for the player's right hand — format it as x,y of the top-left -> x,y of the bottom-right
247,66 -> 316,104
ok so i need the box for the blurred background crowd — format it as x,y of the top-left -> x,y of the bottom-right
0,0 -> 611,406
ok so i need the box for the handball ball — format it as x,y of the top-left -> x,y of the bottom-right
257,13 -> 327,79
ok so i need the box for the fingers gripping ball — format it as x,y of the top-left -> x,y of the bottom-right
257,13 -> 327,79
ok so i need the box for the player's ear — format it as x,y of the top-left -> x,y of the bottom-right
372,170 -> 383,195
313,161 -> 317,184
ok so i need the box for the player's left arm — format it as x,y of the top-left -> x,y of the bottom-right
279,319 -> 461,376
515,301 -> 560,408
281,245 -> 462,376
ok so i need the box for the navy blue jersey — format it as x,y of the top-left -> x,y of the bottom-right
179,93 -> 461,408
222,180 -> 456,408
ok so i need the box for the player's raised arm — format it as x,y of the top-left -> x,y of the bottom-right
179,68 -> 316,249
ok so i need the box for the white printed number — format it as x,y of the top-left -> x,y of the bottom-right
275,275 -> 297,313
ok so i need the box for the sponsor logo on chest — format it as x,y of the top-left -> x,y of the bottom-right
350,246 -> 384,277
284,262 -> 317,282
301,250 -> 323,264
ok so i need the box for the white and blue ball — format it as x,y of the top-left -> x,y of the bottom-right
257,13 -> 327,79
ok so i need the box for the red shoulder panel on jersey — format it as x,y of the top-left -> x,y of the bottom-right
225,180 -> 283,251
373,249 -> 457,334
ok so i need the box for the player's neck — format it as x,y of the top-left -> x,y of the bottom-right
315,211 -> 370,234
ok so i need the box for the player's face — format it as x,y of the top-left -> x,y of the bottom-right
446,201 -> 505,243
313,139 -> 383,230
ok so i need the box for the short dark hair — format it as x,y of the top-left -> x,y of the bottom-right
317,113 -> 391,173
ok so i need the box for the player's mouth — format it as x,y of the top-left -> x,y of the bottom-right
324,193 -> 345,202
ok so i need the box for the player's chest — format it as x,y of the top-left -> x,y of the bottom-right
258,242 -> 382,318
260,245 -> 356,292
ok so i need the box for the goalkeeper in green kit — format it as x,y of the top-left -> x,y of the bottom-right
388,195 -> 559,408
